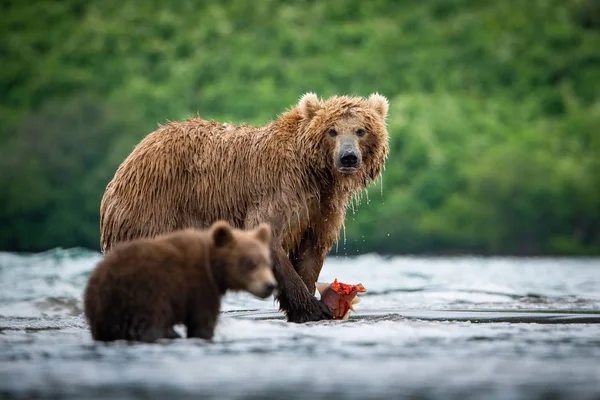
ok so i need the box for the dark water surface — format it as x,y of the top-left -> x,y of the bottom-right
1,250 -> 599,399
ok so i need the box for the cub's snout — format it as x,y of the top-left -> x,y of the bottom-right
247,267 -> 278,299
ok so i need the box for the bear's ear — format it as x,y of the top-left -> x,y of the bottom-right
212,220 -> 235,248
254,223 -> 272,245
298,92 -> 322,120
368,93 -> 389,119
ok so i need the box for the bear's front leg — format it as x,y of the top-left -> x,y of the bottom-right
272,246 -> 332,323
245,210 -> 331,323
291,232 -> 327,296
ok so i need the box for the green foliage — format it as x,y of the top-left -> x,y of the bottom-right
1,0 -> 599,254
0,95 -> 134,250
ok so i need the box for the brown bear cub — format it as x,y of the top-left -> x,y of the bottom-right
84,221 -> 276,342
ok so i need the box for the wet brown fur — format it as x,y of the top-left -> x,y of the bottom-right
84,221 -> 274,342
100,93 -> 389,322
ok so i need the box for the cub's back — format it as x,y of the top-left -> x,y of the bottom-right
84,230 -> 210,340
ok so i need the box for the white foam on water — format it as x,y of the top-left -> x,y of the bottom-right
1,250 -> 600,399
1,250 -> 599,318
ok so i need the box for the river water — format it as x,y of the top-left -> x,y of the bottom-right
0,249 -> 599,399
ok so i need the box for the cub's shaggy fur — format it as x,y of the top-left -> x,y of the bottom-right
84,221 -> 275,342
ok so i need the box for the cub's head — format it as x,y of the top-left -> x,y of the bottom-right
209,221 -> 276,299
297,92 -> 389,188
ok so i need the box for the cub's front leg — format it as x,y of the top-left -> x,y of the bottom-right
185,292 -> 220,340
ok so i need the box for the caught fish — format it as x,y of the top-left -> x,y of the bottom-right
316,279 -> 367,320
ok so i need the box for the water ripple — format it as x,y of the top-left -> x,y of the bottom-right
0,250 -> 599,399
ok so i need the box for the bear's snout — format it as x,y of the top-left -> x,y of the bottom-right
247,267 -> 278,299
335,136 -> 362,174
340,151 -> 359,168
336,149 -> 361,174
263,282 -> 277,298
252,281 -> 277,299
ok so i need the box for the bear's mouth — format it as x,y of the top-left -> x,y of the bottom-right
337,166 -> 359,175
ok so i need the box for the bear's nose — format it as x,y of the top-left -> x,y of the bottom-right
263,282 -> 277,297
340,151 -> 359,167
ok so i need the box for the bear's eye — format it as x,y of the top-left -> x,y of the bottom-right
240,257 -> 257,272
356,128 -> 366,137
328,128 -> 337,137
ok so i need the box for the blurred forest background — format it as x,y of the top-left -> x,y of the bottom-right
1,0 -> 599,255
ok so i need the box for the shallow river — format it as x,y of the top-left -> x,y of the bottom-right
1,249 -> 599,399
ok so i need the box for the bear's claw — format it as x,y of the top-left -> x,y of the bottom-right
285,297 -> 333,323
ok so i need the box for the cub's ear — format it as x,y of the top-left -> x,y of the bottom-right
368,93 -> 389,119
298,92 -> 322,120
212,220 -> 235,248
254,223 -> 272,245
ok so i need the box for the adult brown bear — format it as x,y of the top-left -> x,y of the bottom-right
100,93 -> 389,322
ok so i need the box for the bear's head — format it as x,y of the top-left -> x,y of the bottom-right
209,220 -> 277,299
297,93 -> 389,189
